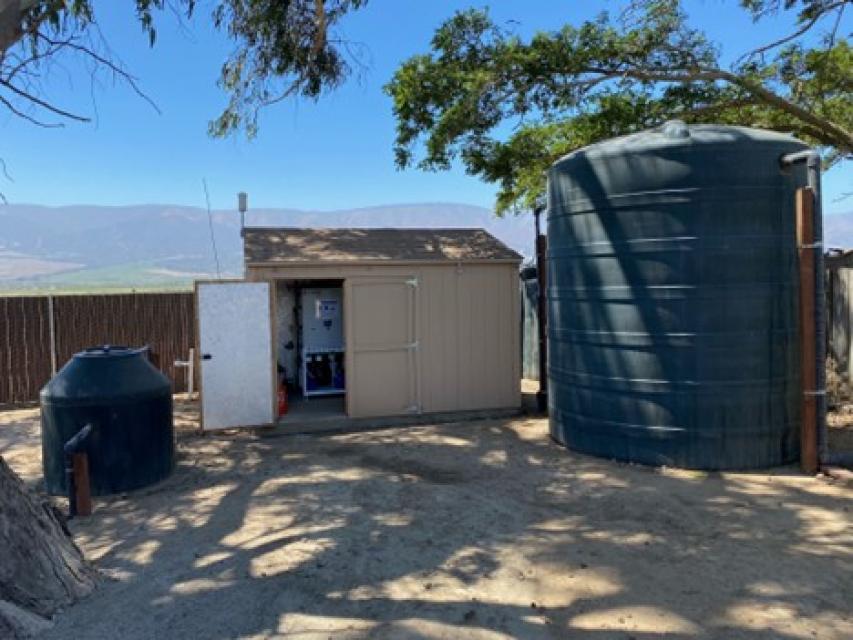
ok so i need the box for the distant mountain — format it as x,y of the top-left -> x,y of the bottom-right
7,201 -> 844,292
0,203 -> 534,290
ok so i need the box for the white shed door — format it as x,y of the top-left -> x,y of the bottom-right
197,281 -> 275,430
346,277 -> 418,418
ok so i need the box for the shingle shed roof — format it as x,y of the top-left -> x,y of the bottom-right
243,227 -> 522,265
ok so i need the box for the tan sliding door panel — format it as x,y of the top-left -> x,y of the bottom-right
346,277 -> 418,418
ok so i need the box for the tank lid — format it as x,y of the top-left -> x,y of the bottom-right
661,119 -> 690,139
41,344 -> 167,403
551,123 -> 806,166
75,345 -> 144,359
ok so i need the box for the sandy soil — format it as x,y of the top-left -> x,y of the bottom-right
1,402 -> 851,640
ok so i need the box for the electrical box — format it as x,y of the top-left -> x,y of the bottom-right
300,288 -> 343,350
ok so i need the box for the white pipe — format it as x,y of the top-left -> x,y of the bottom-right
174,347 -> 195,397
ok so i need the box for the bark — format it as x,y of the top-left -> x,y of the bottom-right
0,600 -> 52,640
0,455 -> 98,637
0,1 -> 39,55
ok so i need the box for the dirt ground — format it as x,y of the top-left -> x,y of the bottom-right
827,406 -> 853,454
1,400 -> 852,640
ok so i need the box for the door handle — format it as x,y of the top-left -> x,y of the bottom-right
202,354 -> 212,360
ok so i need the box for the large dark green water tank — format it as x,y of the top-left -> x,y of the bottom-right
40,346 -> 175,495
547,122 -> 809,470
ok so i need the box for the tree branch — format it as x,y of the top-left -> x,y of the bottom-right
674,98 -> 763,119
0,90 -> 64,126
829,3 -> 846,47
736,0 -> 849,64
314,0 -> 327,54
251,82 -> 299,125
36,32 -> 161,115
0,77 -> 89,121
594,65 -> 853,152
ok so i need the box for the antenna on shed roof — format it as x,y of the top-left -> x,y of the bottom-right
202,178 -> 221,279
238,191 -> 248,231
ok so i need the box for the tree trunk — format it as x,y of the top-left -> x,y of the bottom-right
0,456 -> 98,638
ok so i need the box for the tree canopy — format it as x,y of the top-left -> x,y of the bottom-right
0,0 -> 366,135
387,0 -> 852,212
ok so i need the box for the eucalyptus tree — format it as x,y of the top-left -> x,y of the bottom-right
0,0 -> 367,134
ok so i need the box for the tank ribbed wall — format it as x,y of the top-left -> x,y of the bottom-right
547,122 -> 808,469
41,347 -> 175,495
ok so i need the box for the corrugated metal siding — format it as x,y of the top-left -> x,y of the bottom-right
0,292 -> 195,405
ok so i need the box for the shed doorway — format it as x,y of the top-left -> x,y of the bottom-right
275,279 -> 346,424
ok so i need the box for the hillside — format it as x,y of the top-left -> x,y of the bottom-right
0,203 -> 534,291
3,203 -> 851,293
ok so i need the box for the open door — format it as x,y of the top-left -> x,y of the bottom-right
346,276 -> 418,418
197,281 -> 276,430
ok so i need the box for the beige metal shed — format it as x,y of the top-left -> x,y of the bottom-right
195,227 -> 522,431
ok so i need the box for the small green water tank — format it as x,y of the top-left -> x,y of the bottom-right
40,346 -> 175,495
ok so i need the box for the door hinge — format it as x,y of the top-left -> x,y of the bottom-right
406,278 -> 419,287
407,341 -> 419,350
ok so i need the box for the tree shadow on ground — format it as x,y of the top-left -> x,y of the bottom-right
31,403 -> 852,640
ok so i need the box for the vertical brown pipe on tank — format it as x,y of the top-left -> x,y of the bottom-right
534,204 -> 548,413
72,454 -> 92,517
64,423 -> 93,518
797,187 -> 818,474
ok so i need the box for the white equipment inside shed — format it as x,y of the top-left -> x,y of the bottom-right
299,287 -> 345,396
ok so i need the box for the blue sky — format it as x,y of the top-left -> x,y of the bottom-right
0,0 -> 850,213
